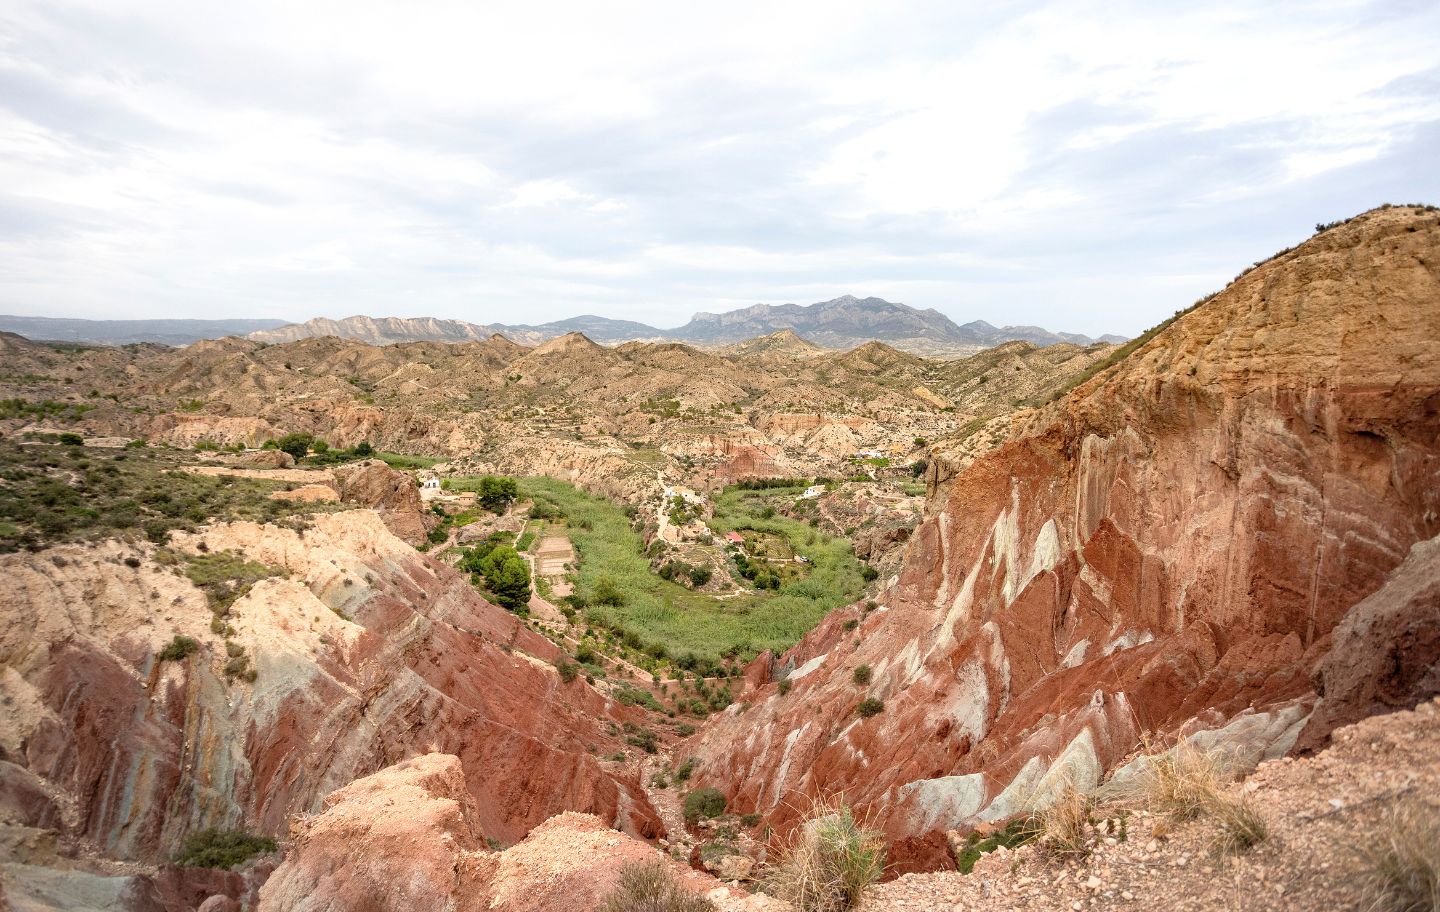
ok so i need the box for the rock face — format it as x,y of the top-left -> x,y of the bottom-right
0,512 -> 660,906
257,755 -> 749,912
687,205 -> 1440,871
330,459 -> 435,544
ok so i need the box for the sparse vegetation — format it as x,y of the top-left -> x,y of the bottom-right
856,697 -> 883,718
1357,799 -> 1440,912
1028,780 -> 1093,859
174,828 -> 276,869
771,800 -> 885,912
158,634 -> 200,662
1128,740 -> 1267,853
599,858 -> 716,912
0,441 -> 333,552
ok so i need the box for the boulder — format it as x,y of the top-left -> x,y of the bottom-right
236,449 -> 296,469
331,459 -> 435,545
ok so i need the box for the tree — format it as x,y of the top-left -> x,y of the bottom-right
352,441 -> 374,458
478,544 -> 530,609
275,432 -> 314,461
477,475 -> 518,513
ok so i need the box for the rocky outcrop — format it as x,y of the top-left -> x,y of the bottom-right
257,754 -> 766,912
0,512 -> 661,894
330,459 -> 434,545
687,205 -> 1440,871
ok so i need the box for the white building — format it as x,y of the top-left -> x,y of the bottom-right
800,485 -> 824,499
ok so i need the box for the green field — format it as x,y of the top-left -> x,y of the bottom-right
519,477 -> 865,662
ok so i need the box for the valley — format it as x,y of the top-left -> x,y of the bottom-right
0,205 -> 1437,912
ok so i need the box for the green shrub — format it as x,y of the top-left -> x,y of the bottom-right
275,432 -> 313,460
174,828 -> 276,869
852,665 -> 871,685
856,697 -> 883,718
600,858 -> 716,912
778,677 -> 792,696
158,635 -> 199,662
675,758 -> 695,782
683,787 -> 726,824
556,661 -> 579,683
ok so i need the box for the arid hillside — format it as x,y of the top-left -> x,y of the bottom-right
686,204 -> 1440,869
0,325 -> 1113,501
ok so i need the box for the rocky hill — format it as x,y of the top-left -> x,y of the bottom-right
0,328 -> 1116,502
0,510 -> 664,907
685,204 -> 1440,869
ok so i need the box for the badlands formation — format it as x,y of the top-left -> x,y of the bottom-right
0,205 -> 1437,911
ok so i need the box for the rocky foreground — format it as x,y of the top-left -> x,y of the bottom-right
166,696 -> 1439,911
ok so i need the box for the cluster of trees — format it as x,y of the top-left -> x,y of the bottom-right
262,432 -> 374,464
732,477 -> 826,491
656,560 -> 712,589
458,535 -> 531,609
731,550 -> 782,590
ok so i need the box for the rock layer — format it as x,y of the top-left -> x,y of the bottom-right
0,512 -> 661,902
687,205 -> 1440,871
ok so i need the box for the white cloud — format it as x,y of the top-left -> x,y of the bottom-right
0,0 -> 1435,336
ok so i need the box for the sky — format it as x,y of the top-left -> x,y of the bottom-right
0,1 -> 1436,337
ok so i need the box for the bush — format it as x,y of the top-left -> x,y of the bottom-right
556,661 -> 579,683
675,758 -> 695,782
683,787 -> 727,824
771,801 -> 885,911
778,677 -> 792,696
1358,799 -> 1440,912
856,698 -> 883,718
852,665 -> 871,685
158,635 -> 200,661
275,432 -> 314,461
174,828 -> 277,869
600,858 -> 716,912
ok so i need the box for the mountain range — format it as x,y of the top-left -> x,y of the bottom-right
0,315 -> 288,346
1,296 -> 1124,354
253,296 -> 1125,354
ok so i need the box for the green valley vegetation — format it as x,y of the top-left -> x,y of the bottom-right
517,476 -> 866,663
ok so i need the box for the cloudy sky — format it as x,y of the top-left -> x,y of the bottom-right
1,1 -> 1436,337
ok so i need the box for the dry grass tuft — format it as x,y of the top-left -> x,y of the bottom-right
770,798 -> 886,912
600,858 -> 716,912
1131,739 -> 1267,854
1358,800 -> 1440,912
1134,739 -> 1230,821
1027,780 -> 1094,860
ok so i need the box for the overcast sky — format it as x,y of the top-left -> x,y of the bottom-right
1,1 -> 1436,336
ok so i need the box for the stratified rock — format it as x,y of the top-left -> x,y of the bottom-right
688,205 -> 1440,871
330,459 -> 434,544
0,511 -> 660,874
1297,533 -> 1440,749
